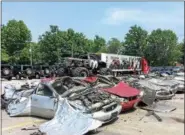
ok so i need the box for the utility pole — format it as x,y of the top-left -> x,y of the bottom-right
29,43 -> 32,66
71,44 -> 73,57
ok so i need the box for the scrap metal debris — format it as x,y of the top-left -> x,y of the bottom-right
39,99 -> 102,135
1,71 -> 184,135
146,111 -> 162,122
140,101 -> 176,113
30,131 -> 47,135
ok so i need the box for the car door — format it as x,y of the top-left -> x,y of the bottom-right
31,83 -> 58,119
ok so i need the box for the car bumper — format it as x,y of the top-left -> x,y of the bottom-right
121,98 -> 141,111
92,104 -> 122,123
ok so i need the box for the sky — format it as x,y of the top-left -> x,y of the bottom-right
2,2 -> 184,42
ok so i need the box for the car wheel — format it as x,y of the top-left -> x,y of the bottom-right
2,68 -> 10,75
28,76 -> 32,80
44,68 -> 50,75
26,68 -> 32,75
57,68 -> 66,77
99,68 -> 112,75
72,67 -> 89,77
156,91 -> 175,100
15,74 -> 21,80
35,74 -> 40,79
52,72 -> 56,77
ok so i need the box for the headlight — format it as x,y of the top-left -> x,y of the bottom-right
117,97 -> 128,102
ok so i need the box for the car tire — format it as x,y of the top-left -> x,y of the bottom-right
35,74 -> 40,79
26,68 -> 32,75
15,74 -> 21,80
99,68 -> 112,75
2,68 -> 10,75
72,67 -> 89,77
57,68 -> 66,77
156,91 -> 175,100
52,72 -> 57,77
28,76 -> 32,80
44,68 -> 50,75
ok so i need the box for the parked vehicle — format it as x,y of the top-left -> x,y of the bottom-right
12,65 -> 35,79
1,62 -> 13,80
55,54 -> 110,77
33,64 -> 51,79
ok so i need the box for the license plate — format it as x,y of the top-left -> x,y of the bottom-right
111,112 -> 118,118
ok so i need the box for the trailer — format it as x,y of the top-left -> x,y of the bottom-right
93,53 -> 149,76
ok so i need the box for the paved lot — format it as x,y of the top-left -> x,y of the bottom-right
1,80 -> 184,135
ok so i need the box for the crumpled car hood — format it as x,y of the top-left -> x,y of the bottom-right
136,78 -> 180,91
39,99 -> 102,135
102,81 -> 140,97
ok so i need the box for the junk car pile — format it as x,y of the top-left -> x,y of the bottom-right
1,71 -> 184,135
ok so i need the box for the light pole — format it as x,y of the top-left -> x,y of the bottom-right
71,43 -> 73,57
29,43 -> 33,66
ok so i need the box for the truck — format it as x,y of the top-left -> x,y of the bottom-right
56,53 -> 149,77
1,62 -> 13,80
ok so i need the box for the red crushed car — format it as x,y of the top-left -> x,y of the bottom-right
102,82 -> 142,111
82,76 -> 143,112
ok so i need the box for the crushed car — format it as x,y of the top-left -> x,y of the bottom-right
77,75 -> 144,112
4,76 -> 122,123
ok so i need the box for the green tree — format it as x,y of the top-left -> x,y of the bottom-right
1,19 -> 31,63
177,40 -> 184,64
38,26 -> 94,64
92,35 -> 106,53
19,42 -> 41,64
124,25 -> 148,56
107,38 -> 122,54
38,25 -> 64,64
1,49 -> 9,62
146,29 -> 179,66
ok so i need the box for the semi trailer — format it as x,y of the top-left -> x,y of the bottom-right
96,53 -> 150,76
55,53 -> 150,77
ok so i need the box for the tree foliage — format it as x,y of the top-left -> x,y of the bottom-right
124,25 -> 148,56
146,29 -> 180,66
107,38 -> 122,54
38,26 -> 95,64
1,20 -> 184,66
1,19 -> 31,63
92,35 -> 106,53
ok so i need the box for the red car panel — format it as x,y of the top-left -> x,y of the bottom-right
121,98 -> 141,111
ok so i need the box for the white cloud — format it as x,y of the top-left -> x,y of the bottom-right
102,7 -> 184,41
102,7 -> 183,26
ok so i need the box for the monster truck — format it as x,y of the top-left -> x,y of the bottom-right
56,54 -> 112,77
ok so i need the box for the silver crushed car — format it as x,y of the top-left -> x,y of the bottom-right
6,77 -> 122,123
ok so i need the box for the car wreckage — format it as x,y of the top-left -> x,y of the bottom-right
79,75 -> 144,111
1,73 -> 182,135
3,77 -> 122,123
